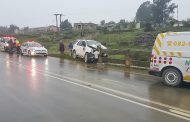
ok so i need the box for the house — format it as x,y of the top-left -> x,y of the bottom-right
16,25 -> 58,34
173,21 -> 184,27
28,25 -> 58,33
74,23 -> 97,30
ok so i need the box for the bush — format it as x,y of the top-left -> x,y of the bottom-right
144,23 -> 154,32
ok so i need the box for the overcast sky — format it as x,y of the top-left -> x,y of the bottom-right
0,0 -> 189,28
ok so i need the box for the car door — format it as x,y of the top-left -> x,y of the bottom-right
80,41 -> 86,57
76,41 -> 83,56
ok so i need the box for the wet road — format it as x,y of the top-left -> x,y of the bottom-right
1,52 -> 190,122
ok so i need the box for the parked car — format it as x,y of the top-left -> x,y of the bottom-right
72,40 -> 108,63
20,41 -> 48,57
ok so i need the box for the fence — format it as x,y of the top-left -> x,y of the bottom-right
107,49 -> 151,68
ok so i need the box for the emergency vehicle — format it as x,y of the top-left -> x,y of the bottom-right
0,36 -> 16,51
149,32 -> 190,87
20,41 -> 48,57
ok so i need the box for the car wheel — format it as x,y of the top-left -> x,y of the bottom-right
20,49 -> 23,55
94,59 -> 98,63
72,50 -> 77,59
162,68 -> 182,87
4,47 -> 6,52
84,53 -> 90,63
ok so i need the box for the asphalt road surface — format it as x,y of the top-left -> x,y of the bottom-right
0,52 -> 190,122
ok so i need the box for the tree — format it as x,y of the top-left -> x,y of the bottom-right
119,19 -> 128,28
128,21 -> 136,30
107,21 -> 115,25
152,0 -> 177,26
0,26 -> 9,35
100,20 -> 105,26
136,1 -> 153,23
23,27 -> 29,31
144,22 -> 154,32
60,19 -> 72,31
9,24 -> 19,34
182,18 -> 190,27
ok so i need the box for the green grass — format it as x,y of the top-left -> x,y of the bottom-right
16,30 -> 150,59
95,30 -> 144,42
109,55 -> 125,60
14,27 -> 190,61
93,30 -> 145,50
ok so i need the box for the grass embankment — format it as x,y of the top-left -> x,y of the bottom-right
14,27 -> 190,65
16,30 -> 149,61
94,30 -> 150,60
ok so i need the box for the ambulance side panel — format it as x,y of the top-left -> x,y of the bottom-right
160,33 -> 190,82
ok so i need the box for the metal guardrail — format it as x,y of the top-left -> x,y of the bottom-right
108,49 -> 151,68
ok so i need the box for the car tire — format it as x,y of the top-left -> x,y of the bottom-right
162,68 -> 182,87
94,59 -> 98,63
20,49 -> 23,55
4,47 -> 6,52
84,53 -> 90,63
72,50 -> 77,59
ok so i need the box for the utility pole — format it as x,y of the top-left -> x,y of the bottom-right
59,14 -> 63,28
177,5 -> 179,27
53,14 -> 64,32
54,14 -> 59,32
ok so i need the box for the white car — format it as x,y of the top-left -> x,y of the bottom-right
20,41 -> 48,56
72,40 -> 108,63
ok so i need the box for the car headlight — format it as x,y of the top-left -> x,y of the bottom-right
31,51 -> 35,55
30,49 -> 34,52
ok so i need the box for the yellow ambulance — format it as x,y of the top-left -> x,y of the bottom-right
149,32 -> 190,87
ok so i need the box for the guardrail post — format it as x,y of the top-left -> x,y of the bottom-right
125,50 -> 131,68
98,45 -> 102,63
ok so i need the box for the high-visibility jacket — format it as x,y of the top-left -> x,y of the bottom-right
16,40 -> 20,47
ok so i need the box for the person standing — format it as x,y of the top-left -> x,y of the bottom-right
15,39 -> 21,54
68,42 -> 73,56
8,39 -> 13,53
59,40 -> 65,54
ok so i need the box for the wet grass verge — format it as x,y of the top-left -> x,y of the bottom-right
49,53 -> 149,71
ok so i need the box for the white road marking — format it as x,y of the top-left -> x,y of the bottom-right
34,68 -> 190,114
29,71 -> 190,121
5,58 -> 190,114
170,109 -> 190,118
102,78 -> 120,83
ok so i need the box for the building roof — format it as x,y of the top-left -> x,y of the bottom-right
74,23 -> 98,25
